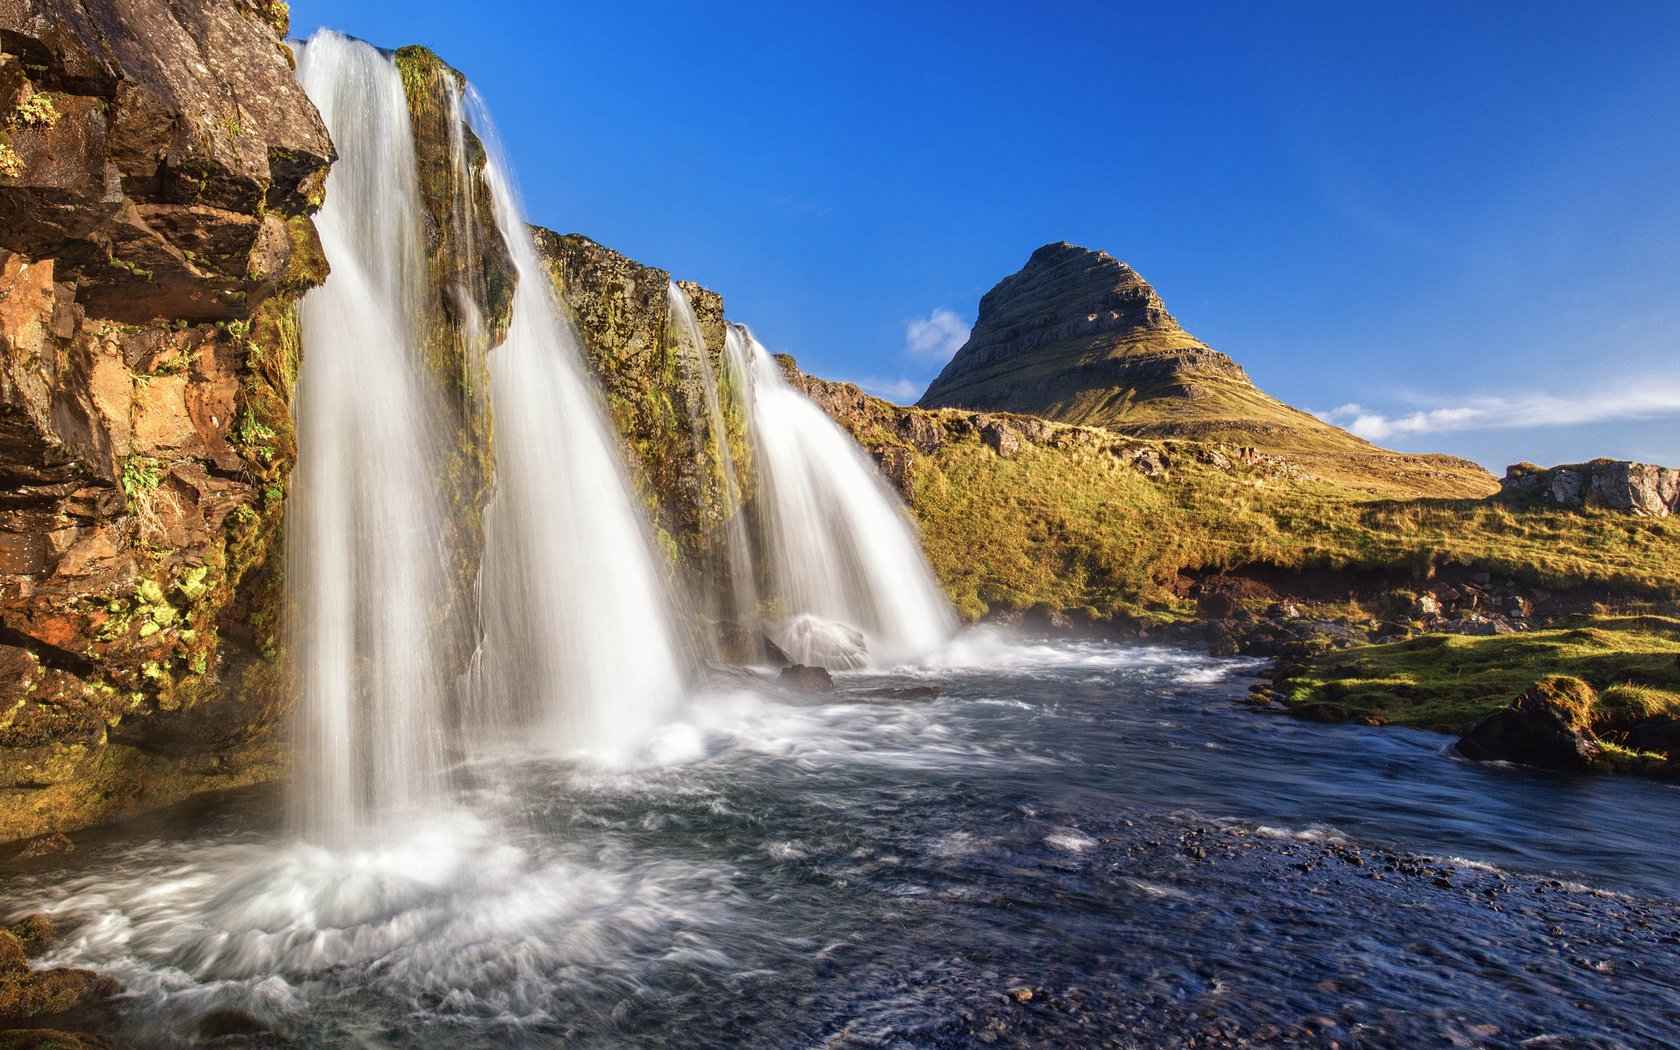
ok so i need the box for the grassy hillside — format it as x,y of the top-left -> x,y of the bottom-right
794,370 -> 1680,625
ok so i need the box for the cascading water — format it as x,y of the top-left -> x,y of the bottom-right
288,33 -> 459,840
468,92 -> 688,760
666,282 -> 759,638
288,32 -> 690,843
725,325 -> 956,668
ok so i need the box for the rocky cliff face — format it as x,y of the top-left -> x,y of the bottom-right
919,242 -> 1495,499
1503,460 -> 1680,517
0,0 -> 330,840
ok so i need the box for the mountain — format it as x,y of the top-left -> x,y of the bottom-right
918,242 -> 1495,498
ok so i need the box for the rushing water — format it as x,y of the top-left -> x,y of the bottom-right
467,92 -> 688,762
290,32 -> 688,807
725,326 -> 956,669
7,634 -> 1679,1048
288,34 -> 459,840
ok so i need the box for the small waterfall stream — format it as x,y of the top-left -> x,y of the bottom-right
725,325 -> 956,668
666,282 -> 759,640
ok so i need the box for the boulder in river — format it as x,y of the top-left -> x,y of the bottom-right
779,664 -> 836,693
1456,677 -> 1601,772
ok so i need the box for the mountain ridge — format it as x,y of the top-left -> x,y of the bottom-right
918,242 -> 1496,498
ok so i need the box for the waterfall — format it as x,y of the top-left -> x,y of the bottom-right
467,91 -> 688,760
289,32 -> 458,840
665,282 -> 759,642
724,326 -> 956,668
287,32 -> 690,842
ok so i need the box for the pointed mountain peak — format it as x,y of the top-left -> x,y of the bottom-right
918,242 -> 1234,419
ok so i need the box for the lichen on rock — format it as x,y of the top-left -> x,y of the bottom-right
0,0 -> 331,840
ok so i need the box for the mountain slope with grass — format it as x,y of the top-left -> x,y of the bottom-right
917,242 -> 1495,499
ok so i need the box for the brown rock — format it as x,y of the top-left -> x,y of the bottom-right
1502,459 -> 1680,517
895,412 -> 944,454
874,446 -> 915,499
779,664 -> 835,693
1457,678 -> 1601,772
0,1030 -> 116,1050
0,934 -> 25,975
6,916 -> 57,957
15,832 -> 73,859
0,0 -> 330,841
0,966 -> 117,1020
979,419 -> 1021,458
0,0 -> 332,321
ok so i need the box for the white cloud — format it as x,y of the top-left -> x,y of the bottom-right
853,376 -> 923,402
905,308 -> 971,362
1315,378 -> 1680,442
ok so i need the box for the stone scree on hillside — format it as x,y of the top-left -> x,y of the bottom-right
1502,460 -> 1680,517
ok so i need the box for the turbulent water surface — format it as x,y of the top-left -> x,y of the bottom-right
5,634 -> 1680,1048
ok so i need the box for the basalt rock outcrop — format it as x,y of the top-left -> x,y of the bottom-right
0,0 -> 330,839
918,242 -> 1495,499
0,0 -> 328,320
1502,459 -> 1680,517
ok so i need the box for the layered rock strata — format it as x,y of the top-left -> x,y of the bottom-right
918,242 -> 1495,499
0,0 -> 330,839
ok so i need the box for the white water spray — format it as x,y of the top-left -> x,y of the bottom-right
725,326 -> 955,668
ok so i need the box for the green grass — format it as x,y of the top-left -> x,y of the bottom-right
1273,616 -> 1680,733
904,431 -> 1680,624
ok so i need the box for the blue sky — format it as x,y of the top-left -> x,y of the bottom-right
289,1 -> 1680,472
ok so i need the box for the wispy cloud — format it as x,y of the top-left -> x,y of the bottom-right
852,375 -> 924,403
905,308 -> 971,362
1315,378 -> 1680,442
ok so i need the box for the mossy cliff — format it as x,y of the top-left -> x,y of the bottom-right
390,44 -> 516,681
530,229 -> 740,599
0,0 -> 331,841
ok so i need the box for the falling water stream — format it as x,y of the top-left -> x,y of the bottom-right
468,95 -> 688,761
288,33 -> 458,841
725,325 -> 956,668
666,282 -> 759,637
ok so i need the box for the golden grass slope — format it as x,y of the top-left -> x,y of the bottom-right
796,368 -> 1680,624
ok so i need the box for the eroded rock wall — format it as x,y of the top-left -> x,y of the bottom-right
0,0 -> 330,840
